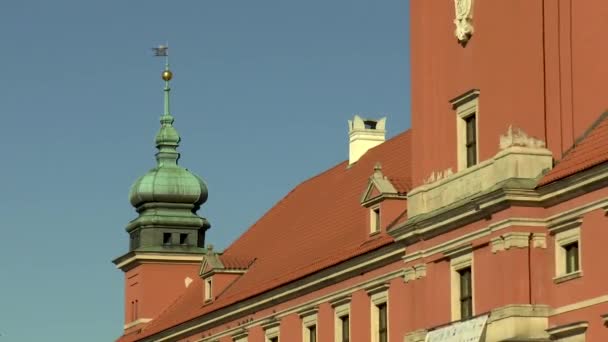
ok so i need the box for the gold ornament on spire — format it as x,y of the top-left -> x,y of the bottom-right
162,69 -> 173,81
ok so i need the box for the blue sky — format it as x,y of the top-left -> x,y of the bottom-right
0,1 -> 410,340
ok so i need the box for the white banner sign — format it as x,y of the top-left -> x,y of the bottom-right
425,315 -> 488,342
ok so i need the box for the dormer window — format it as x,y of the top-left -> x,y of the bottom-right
204,277 -> 213,301
370,207 -> 381,234
450,89 -> 480,170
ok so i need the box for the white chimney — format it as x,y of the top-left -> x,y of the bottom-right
348,115 -> 386,164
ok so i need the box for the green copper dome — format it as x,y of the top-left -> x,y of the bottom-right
129,164 -> 208,208
129,68 -> 208,209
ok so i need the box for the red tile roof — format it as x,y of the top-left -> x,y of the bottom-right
539,113 -> 608,186
118,131 -> 412,341
388,177 -> 411,194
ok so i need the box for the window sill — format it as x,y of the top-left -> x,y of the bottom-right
553,270 -> 583,284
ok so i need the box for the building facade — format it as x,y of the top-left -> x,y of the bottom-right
114,1 -> 608,341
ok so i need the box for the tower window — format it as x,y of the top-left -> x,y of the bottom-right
451,89 -> 479,170
458,267 -> 473,320
163,233 -> 172,245
465,115 -> 477,167
179,233 -> 188,245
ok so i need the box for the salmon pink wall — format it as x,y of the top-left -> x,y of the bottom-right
317,303 -> 333,341
125,263 -> 200,325
351,289 -> 371,342
410,0 -> 608,187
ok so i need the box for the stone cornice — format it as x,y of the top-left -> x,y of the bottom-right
390,160 -> 608,245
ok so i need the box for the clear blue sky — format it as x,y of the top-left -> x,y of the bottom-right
0,1 -> 410,340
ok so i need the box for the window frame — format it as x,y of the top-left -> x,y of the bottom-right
332,297 -> 351,342
554,226 -> 582,283
204,277 -> 213,301
450,252 -> 474,321
369,288 -> 389,342
370,205 -> 381,234
301,311 -> 318,342
451,89 -> 480,171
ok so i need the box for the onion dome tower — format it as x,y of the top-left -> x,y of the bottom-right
113,56 -> 211,333
125,62 -> 210,251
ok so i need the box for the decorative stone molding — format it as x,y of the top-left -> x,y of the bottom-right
503,232 -> 530,249
500,125 -> 546,150
404,329 -> 428,342
365,282 -> 390,296
491,232 -> 545,253
546,321 -> 588,340
454,0 -> 474,43
361,163 -> 407,206
424,168 -> 454,185
532,233 -> 547,249
490,236 -> 505,253
403,264 -> 427,283
408,128 -> 552,217
231,329 -> 248,341
485,304 -> 551,341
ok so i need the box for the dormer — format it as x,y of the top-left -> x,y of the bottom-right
361,163 -> 409,234
199,246 -> 254,303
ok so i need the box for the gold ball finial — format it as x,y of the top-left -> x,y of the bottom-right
162,69 -> 173,81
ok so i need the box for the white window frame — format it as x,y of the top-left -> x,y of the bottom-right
334,300 -> 351,342
232,334 -> 248,342
450,252 -> 474,321
370,289 -> 389,342
370,205 -> 381,234
451,90 -> 480,171
264,324 -> 279,342
204,277 -> 213,301
301,312 -> 318,342
554,226 -> 582,283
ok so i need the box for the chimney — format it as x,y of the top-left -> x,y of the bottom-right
348,115 -> 386,164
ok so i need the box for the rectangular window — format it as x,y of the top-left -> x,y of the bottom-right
341,315 -> 350,342
205,278 -> 212,300
465,115 -> 477,167
459,267 -> 473,320
308,325 -> 317,342
565,242 -> 580,274
163,232 -> 172,245
371,207 -> 381,233
179,233 -> 188,245
378,303 -> 387,342
269,337 -> 278,342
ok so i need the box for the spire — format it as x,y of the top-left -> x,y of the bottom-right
155,54 -> 181,167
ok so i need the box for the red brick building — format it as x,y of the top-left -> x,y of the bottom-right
114,1 -> 608,341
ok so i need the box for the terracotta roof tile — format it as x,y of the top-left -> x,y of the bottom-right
219,255 -> 255,270
539,112 -> 608,186
118,131 -> 411,341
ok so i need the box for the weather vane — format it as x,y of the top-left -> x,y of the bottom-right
152,44 -> 172,116
152,44 -> 172,82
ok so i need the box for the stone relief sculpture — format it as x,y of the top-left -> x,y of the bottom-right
454,0 -> 474,44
